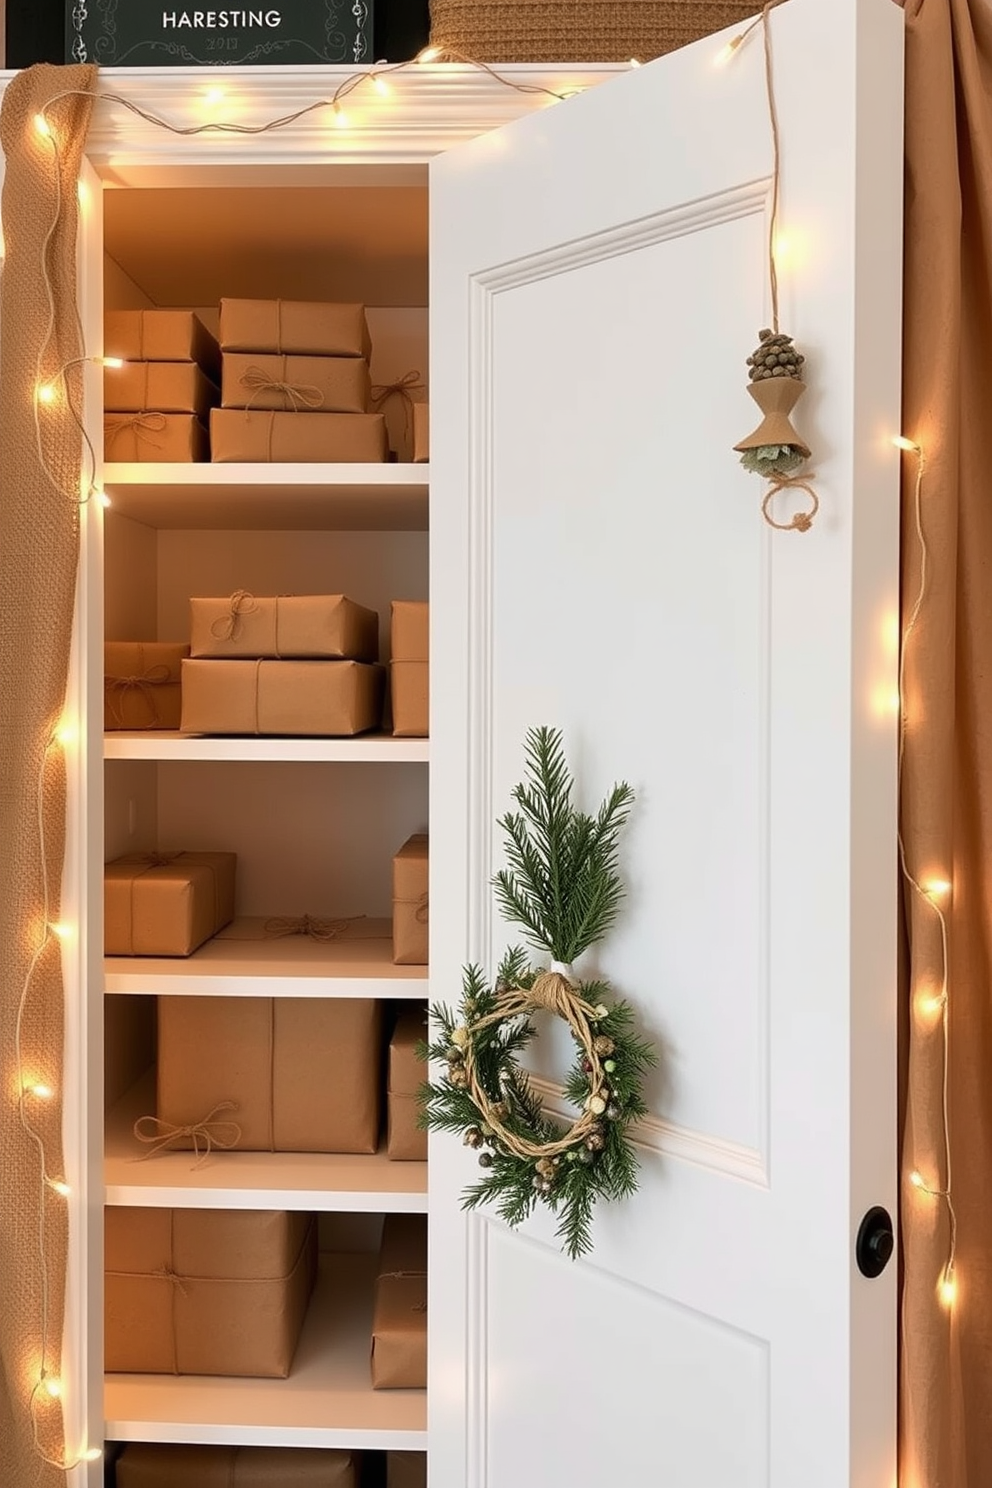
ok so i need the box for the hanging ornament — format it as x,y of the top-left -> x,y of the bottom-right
734,329 -> 818,533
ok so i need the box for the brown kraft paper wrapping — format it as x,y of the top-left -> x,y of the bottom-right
386,1454 -> 428,1488
105,1208 -> 316,1377
104,851 -> 237,957
157,996 -> 382,1153
390,601 -> 429,737
104,413 -> 209,464
222,352 -> 371,414
371,1214 -> 428,1389
219,297 -> 372,359
190,593 -> 379,662
104,641 -> 189,730
104,308 -> 221,381
180,659 -> 384,737
104,360 -> 220,419
210,408 -> 388,464
388,1005 -> 428,1161
392,834 -> 428,966
412,402 -> 429,463
116,1443 -> 359,1488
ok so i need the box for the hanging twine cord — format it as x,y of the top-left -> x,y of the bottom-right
463,969 -> 608,1159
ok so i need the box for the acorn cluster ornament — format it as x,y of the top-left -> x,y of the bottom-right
734,328 -> 819,533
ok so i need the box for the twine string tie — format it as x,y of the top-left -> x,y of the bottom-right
104,411 -> 167,454
371,369 -> 425,448
240,362 -> 324,413
263,913 -> 359,942
210,589 -> 258,642
105,662 -> 172,727
761,471 -> 819,533
133,1101 -> 242,1168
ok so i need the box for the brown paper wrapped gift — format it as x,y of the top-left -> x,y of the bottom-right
387,1454 -> 428,1488
116,1443 -> 359,1488
104,641 -> 189,730
388,1005 -> 428,1160
104,360 -> 220,419
104,851 -> 236,957
105,1207 -> 316,1376
222,352 -> 371,414
371,1214 -> 428,1389
412,402 -> 429,463
390,601 -> 429,738
219,297 -> 372,359
180,659 -> 384,737
190,593 -> 379,662
210,408 -> 388,464
392,835 -> 428,966
157,996 -> 382,1153
104,308 -> 221,381
104,413 -> 210,464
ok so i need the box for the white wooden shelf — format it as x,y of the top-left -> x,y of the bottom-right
105,1071 -> 427,1212
103,463 -> 429,531
104,731 -> 429,763
104,917 -> 429,998
104,1253 -> 427,1450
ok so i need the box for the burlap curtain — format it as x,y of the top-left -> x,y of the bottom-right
0,63 -> 96,1486
899,1 -> 992,1482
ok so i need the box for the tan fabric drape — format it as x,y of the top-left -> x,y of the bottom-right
900,2 -> 992,1482
0,63 -> 96,1485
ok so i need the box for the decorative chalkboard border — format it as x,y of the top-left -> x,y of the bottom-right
67,0 -> 371,67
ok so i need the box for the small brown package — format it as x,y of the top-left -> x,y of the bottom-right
387,1454 -> 428,1488
105,360 -> 219,419
371,1214 -> 428,1390
392,835 -> 428,967
105,1207 -> 316,1377
387,1006 -> 428,1161
222,352 -> 371,414
219,298 -> 372,359
104,850 -> 236,957
412,402 -> 429,463
104,413 -> 209,464
104,309 -> 222,381
157,996 -> 382,1153
190,594 -> 379,662
210,408 -> 388,464
115,1443 -> 359,1488
104,641 -> 189,730
180,659 -> 384,737
390,601 -> 429,738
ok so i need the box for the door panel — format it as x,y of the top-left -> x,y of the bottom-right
430,4 -> 904,1485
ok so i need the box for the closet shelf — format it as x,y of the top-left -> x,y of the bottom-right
104,916 -> 429,998
102,463 -> 429,532
104,732 -> 430,763
104,1252 -> 427,1450
105,1071 -> 428,1212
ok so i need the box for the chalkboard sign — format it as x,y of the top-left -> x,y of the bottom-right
66,0 -> 373,67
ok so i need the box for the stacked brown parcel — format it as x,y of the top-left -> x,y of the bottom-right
114,1444 -> 361,1486
180,591 -> 386,737
103,308 -> 220,462
212,298 -> 388,462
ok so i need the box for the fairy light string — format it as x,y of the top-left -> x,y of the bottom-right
895,436 -> 958,1310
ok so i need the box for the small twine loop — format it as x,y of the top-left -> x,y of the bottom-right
761,472 -> 819,532
263,913 -> 358,942
240,363 -> 324,413
154,1266 -> 189,1297
210,589 -> 258,642
464,969 -> 608,1161
104,411 -> 167,455
104,663 -> 172,727
132,1100 -> 242,1168
414,892 -> 429,925
371,369 -> 425,448
135,850 -> 181,868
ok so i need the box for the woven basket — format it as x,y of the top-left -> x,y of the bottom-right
428,0 -> 759,63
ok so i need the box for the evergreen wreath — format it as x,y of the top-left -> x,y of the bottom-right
420,726 -> 655,1260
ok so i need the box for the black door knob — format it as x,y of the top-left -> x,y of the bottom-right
856,1206 -> 894,1278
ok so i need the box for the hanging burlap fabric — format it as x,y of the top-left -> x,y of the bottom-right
428,0 -> 758,62
0,62 -> 97,1485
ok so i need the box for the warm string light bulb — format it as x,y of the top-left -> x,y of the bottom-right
48,921 -> 72,941
26,1083 -> 53,1101
893,434 -> 921,453
370,73 -> 391,96
416,44 -> 442,62
47,1179 -> 71,1198
925,877 -> 952,902
36,382 -> 56,405
33,113 -> 52,139
939,1269 -> 957,1308
40,1376 -> 61,1401
333,103 -> 350,129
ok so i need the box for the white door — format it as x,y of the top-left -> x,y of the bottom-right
429,2 -> 903,1485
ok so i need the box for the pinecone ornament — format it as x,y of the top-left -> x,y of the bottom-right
735,327 -> 810,477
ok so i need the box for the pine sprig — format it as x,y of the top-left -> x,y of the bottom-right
420,728 -> 655,1259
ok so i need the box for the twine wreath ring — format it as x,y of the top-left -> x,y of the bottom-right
460,967 -> 612,1163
